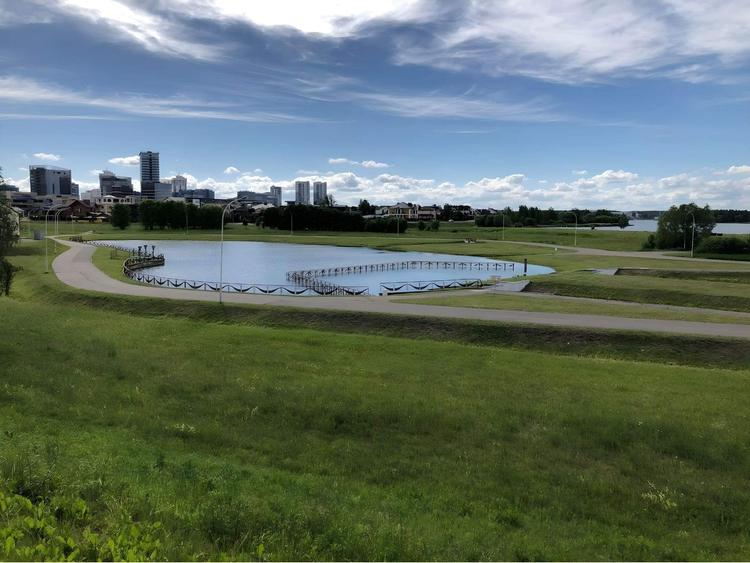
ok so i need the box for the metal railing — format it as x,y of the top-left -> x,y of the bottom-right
82,240 -> 512,298
380,278 -> 485,294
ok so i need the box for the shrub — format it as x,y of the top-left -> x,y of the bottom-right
695,235 -> 750,255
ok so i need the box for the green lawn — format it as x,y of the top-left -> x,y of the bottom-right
39,219 -> 649,251
398,291 -> 750,325
2,241 -> 750,560
530,271 -> 750,312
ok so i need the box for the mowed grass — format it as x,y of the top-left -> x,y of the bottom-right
397,291 -> 750,325
2,242 -> 750,559
46,219 -> 649,251
530,271 -> 750,312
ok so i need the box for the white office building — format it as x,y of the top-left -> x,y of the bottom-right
270,186 -> 282,207
313,181 -> 328,205
170,174 -> 188,194
294,181 -> 310,205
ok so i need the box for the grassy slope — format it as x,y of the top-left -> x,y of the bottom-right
2,242 -> 750,560
530,272 -> 750,312
397,291 -> 750,325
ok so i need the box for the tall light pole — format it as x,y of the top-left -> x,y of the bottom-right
687,211 -> 696,258
502,213 -> 505,241
573,212 -> 578,247
44,205 -> 64,273
218,197 -> 244,304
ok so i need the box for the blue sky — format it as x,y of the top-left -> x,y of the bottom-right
1,0 -> 749,208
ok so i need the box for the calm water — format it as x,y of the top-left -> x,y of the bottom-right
593,220 -> 750,234
106,240 -> 553,294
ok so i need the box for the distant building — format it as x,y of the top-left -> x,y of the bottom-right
99,170 -> 133,197
82,188 -> 101,201
71,182 -> 79,197
417,205 -> 440,221
139,151 -> 161,200
294,181 -> 310,205
182,188 -> 215,200
237,189 -> 280,206
313,181 -> 328,205
270,186 -> 282,207
139,151 -> 159,183
154,182 -> 172,201
386,202 -> 418,220
169,174 -> 188,194
29,165 -> 72,196
94,195 -> 139,215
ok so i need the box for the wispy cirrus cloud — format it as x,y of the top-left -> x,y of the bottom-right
0,75 -> 321,123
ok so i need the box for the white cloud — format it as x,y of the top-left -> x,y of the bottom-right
361,160 -> 390,169
89,169 -> 104,176
33,152 -> 61,161
223,166 -> 240,174
727,165 -> 750,174
253,168 -> 263,174
108,155 -> 140,166
329,157 -> 392,168
184,166 -> 750,209
572,169 -> 588,175
50,0 -> 224,61
328,157 -> 357,165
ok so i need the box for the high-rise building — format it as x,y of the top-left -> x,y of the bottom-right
169,174 -> 188,194
71,182 -> 80,198
99,170 -> 134,197
139,151 -> 160,200
29,165 -> 72,196
294,181 -> 310,205
139,151 -> 159,182
313,181 -> 328,205
270,186 -> 282,207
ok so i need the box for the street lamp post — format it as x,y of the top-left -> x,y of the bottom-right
44,205 -> 64,273
687,211 -> 697,258
218,197 -> 244,304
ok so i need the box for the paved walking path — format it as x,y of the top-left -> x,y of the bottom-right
52,238 -> 750,339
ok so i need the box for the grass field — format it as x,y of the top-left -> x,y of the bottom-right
34,219 -> 650,251
398,291 -> 750,325
2,241 -> 750,560
529,271 -> 750,312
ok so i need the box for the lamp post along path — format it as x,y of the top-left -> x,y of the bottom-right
219,197 -> 245,304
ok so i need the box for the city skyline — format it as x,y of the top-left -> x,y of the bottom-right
1,1 -> 749,208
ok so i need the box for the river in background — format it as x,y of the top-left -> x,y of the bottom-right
593,219 -> 750,234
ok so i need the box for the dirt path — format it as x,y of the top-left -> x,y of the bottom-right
51,238 -> 750,339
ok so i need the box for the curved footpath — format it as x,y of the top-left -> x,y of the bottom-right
52,239 -> 750,340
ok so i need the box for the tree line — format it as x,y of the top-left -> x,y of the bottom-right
474,206 -> 629,228
261,205 -> 408,233
111,201 -> 225,230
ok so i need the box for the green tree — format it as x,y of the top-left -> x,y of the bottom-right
656,204 -> 715,250
417,220 -> 426,231
140,200 -> 157,230
110,204 -> 131,230
618,214 -> 630,229
430,219 -> 440,231
0,165 -> 20,296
